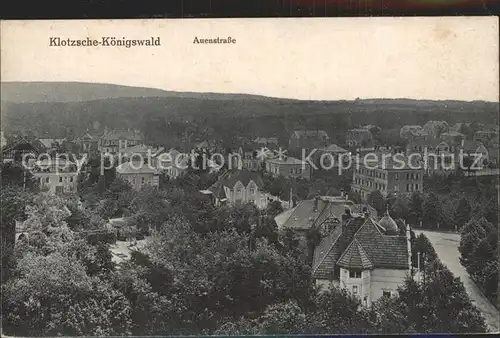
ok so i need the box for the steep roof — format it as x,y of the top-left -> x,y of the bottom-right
351,218 -> 409,269
319,144 -> 349,153
216,169 -> 264,189
336,239 -> 374,269
280,198 -> 353,231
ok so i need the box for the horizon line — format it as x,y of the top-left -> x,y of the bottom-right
1,80 -> 499,104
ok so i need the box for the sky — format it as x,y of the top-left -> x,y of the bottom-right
1,17 -> 498,102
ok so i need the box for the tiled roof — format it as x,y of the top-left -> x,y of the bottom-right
280,198 -> 353,230
319,144 -> 349,153
337,239 -> 373,269
267,156 -> 306,165
352,218 -> 409,270
39,138 -> 65,148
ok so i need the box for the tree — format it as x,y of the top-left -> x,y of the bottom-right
2,252 -> 132,336
422,192 -> 442,228
454,197 -> 472,229
367,190 -> 385,215
407,191 -> 424,226
390,196 -> 409,221
257,300 -> 306,334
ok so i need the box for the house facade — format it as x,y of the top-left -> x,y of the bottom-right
351,153 -> 424,199
312,209 -> 411,307
265,155 -> 312,180
154,148 -> 189,179
201,170 -> 272,209
116,160 -> 160,190
32,158 -> 79,195
289,130 -> 329,150
99,129 -> 142,154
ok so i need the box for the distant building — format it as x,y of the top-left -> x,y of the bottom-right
32,158 -> 79,195
314,144 -> 350,169
1,137 -> 46,163
346,129 -> 373,148
76,130 -> 102,153
351,152 -> 424,199
99,129 -> 142,154
275,195 -> 377,234
265,155 -> 312,180
0,131 -> 6,149
120,144 -> 163,161
153,148 -> 189,179
289,130 -> 329,150
201,170 -> 274,209
116,160 -> 160,190
312,208 -> 411,307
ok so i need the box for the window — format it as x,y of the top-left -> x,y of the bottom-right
141,177 -> 145,184
132,178 -> 136,185
70,176 -> 74,183
352,285 -> 359,295
383,290 -> 392,298
349,270 -> 362,278
363,296 -> 368,306
59,176 -> 63,183
415,184 -> 419,191
406,184 -> 410,192
395,173 -> 399,180
46,177 -> 50,183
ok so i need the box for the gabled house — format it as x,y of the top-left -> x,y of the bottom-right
265,155 -> 312,180
1,136 -> 46,163
153,148 -> 189,179
201,170 -> 272,209
116,160 -> 160,190
99,129 -> 142,154
32,158 -> 80,195
289,130 -> 329,150
313,144 -> 350,169
312,209 -> 411,307
76,130 -> 102,153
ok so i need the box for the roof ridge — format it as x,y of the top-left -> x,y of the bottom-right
312,230 -> 342,275
355,240 -> 373,267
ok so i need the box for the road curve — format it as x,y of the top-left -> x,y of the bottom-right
415,230 -> 499,333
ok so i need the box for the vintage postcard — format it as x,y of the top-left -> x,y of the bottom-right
1,17 -> 499,336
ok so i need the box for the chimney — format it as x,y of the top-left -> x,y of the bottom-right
314,196 -> 320,211
362,206 -> 370,218
341,206 -> 352,223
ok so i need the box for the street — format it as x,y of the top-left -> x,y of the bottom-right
415,230 -> 499,333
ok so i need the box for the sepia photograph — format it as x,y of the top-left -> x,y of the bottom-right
1,17 -> 499,336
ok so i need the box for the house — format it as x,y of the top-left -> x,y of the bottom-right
201,170 -> 272,209
1,136 -> 46,163
154,148 -> 189,179
275,195 -> 377,235
120,144 -> 164,162
265,155 -> 312,180
422,121 -> 449,139
99,128 -> 142,154
399,125 -> 428,142
346,129 -> 373,148
116,160 -> 160,190
289,130 -> 329,150
76,130 -> 102,153
312,208 -> 411,307
32,158 -> 79,195
314,144 -> 350,169
39,138 -> 66,154
351,152 -> 424,199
